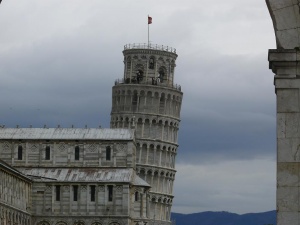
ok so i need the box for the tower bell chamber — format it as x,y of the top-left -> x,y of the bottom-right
110,43 -> 183,223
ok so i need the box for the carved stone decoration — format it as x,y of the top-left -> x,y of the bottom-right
63,186 -> 70,191
30,143 -> 38,152
87,144 -> 97,152
98,185 -> 104,192
117,144 -> 127,152
45,186 -> 52,191
58,143 -> 67,152
116,185 -> 123,192
109,222 -> 121,225
56,221 -> 68,225
81,186 -> 87,191
73,221 -> 85,225
91,222 -> 102,225
2,142 -> 10,151
37,220 -> 51,225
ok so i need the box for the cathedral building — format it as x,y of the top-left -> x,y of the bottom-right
0,43 -> 183,225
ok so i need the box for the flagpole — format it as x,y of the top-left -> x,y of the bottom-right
147,15 -> 152,48
148,15 -> 150,48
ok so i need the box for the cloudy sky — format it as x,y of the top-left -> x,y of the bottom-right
0,0 -> 277,214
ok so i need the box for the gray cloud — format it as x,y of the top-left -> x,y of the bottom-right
0,0 -> 276,214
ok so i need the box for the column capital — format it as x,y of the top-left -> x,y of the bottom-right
268,49 -> 300,78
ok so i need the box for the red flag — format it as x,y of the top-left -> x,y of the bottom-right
148,16 -> 152,24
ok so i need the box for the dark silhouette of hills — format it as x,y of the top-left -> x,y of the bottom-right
171,210 -> 276,225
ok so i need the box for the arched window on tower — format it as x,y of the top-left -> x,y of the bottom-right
136,69 -> 144,83
149,56 -> 155,69
158,67 -> 166,83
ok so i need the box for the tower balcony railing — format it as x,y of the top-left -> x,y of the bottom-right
124,43 -> 176,54
114,78 -> 181,91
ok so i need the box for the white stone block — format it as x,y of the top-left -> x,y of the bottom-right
276,65 -> 297,76
284,113 -> 300,138
277,89 -> 299,112
277,138 -> 300,162
277,113 -> 286,138
279,30 -> 295,48
277,186 -> 299,211
267,0 -> 294,11
275,79 -> 300,89
277,163 -> 299,186
269,51 -> 297,61
273,6 -> 299,30
277,211 -> 299,225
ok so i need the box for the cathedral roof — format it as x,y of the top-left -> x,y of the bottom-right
0,159 -> 32,182
0,128 -> 134,140
17,167 -> 150,187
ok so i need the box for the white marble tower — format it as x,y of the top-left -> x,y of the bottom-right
110,43 -> 183,225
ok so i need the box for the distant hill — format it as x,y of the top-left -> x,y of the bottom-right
171,210 -> 276,225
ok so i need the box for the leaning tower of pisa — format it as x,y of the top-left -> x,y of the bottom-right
110,43 -> 183,224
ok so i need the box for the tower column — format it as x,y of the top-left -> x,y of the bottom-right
268,49 -> 300,225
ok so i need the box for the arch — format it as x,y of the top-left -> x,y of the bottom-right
147,170 -> 153,176
149,56 -> 155,69
139,169 -> 146,181
135,64 -> 144,80
158,66 -> 167,83
73,221 -> 85,225
140,90 -> 145,96
56,221 -> 68,225
124,117 -> 130,128
37,221 -> 51,225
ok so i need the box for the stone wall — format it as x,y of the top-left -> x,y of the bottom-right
0,160 -> 32,225
0,140 -> 135,169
